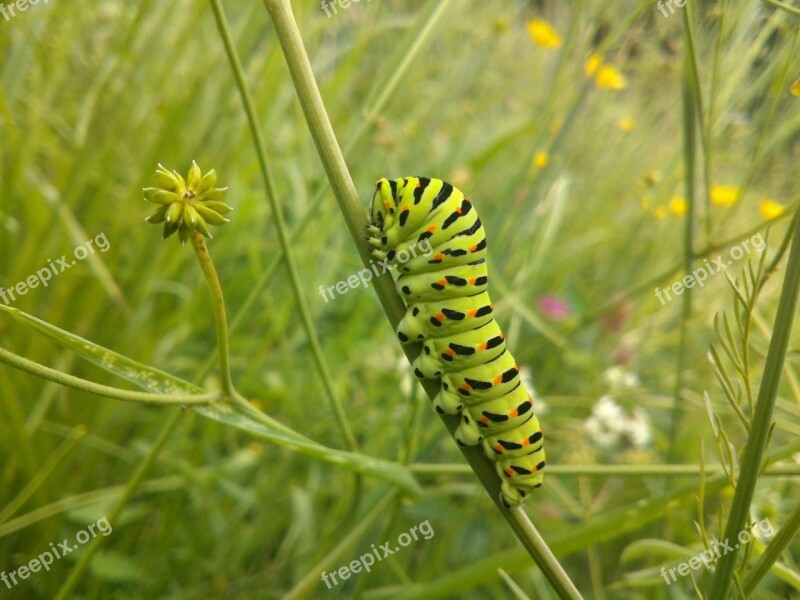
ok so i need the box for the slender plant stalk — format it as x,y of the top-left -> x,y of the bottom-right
258,1 -> 583,598
209,0 -> 359,453
196,0 -> 451,380
0,346 -> 217,405
667,4 -> 700,462
762,0 -> 800,18
708,209 -> 800,597
190,232 -> 235,396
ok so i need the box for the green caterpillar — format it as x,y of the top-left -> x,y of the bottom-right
366,176 -> 545,507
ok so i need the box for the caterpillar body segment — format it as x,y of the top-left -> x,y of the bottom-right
413,319 -> 506,379
395,292 -> 495,343
367,176 -> 546,507
396,260 -> 489,302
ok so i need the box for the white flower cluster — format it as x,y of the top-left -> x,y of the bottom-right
584,395 -> 651,450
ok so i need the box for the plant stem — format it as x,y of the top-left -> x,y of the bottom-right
209,0 -> 359,452
259,1 -> 583,598
0,346 -> 217,405
762,0 -> 800,18
708,209 -> 800,598
190,231 -> 235,396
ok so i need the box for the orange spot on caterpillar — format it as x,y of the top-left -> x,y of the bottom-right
467,309 -> 478,317
460,383 -> 472,391
434,253 -> 445,261
455,207 -> 463,214
402,205 -> 409,212
427,225 -> 437,232
479,415 -> 490,424
438,278 -> 448,287
479,342 -> 488,350
434,313 -> 445,322
504,468 -> 515,477
500,334 -> 505,340
509,408 -> 519,418
468,277 -> 476,284
522,438 -> 530,446
469,245 -> 477,252
493,375 -> 503,384
416,182 -> 422,188
494,444 -> 504,453
384,201 -> 392,209
444,348 -> 455,357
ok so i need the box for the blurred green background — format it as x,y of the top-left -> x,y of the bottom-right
1,0 -> 799,598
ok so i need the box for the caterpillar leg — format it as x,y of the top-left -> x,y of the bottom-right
431,387 -> 464,415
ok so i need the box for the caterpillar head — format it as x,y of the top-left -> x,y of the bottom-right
370,177 -> 404,230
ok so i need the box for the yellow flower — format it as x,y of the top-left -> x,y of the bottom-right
759,198 -> 785,220
533,151 -> 550,169
144,162 -> 232,243
710,185 -> 739,206
596,66 -> 627,90
584,53 -> 602,76
527,19 -> 562,48
668,196 -> 688,216
791,78 -> 800,97
617,116 -> 635,132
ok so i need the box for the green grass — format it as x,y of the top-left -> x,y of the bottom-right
1,0 -> 799,598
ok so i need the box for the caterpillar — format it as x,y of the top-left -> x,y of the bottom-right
366,176 -> 545,507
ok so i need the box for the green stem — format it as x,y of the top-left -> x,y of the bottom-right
190,231 -> 234,396
259,1 -> 582,598
708,209 -> 800,598
209,0 -> 359,453
0,346 -> 217,405
667,4 -> 701,463
762,0 -> 800,18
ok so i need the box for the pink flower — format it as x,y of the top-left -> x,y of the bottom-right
537,295 -> 570,321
